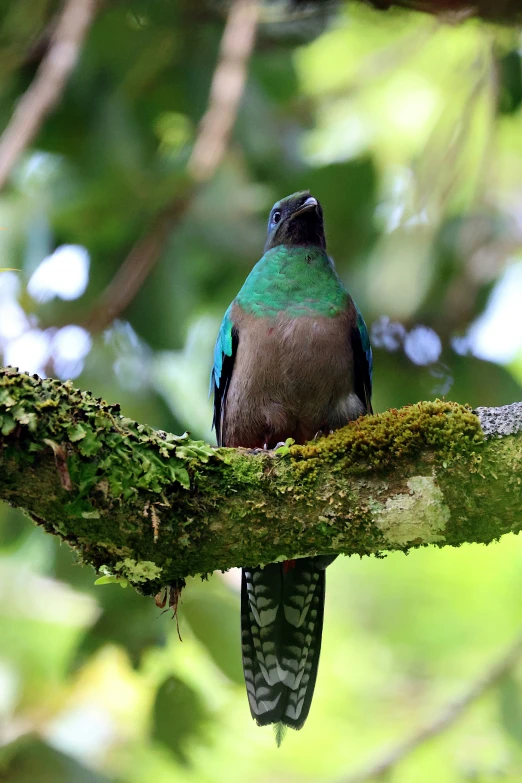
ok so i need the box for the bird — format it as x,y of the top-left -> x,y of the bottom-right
210,191 -> 372,742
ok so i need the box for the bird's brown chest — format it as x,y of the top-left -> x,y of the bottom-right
222,306 -> 361,448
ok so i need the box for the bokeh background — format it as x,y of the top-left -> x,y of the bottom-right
2,0 -> 522,780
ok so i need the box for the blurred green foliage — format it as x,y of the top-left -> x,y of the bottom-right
1,0 -> 522,780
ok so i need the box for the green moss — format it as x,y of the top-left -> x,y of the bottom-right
250,401 -> 485,561
289,401 -> 483,473
0,370 -> 511,589
114,558 -> 163,584
0,369 -> 223,588
0,369 -> 215,506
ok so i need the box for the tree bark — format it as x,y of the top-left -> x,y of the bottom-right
0,367 -> 521,596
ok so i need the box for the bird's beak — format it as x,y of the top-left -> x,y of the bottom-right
292,196 -> 318,218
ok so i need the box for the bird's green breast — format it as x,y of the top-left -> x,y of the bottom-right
236,245 -> 348,318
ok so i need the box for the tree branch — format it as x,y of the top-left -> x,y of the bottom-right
0,0 -> 97,191
84,0 -> 259,334
1,368 -> 522,595
187,0 -> 259,182
345,628 -> 522,782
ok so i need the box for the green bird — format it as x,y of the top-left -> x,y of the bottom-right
211,191 -> 372,740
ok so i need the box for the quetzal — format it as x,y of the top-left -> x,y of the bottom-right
211,191 -> 372,739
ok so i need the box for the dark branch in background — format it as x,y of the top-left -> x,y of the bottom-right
0,0 -> 97,191
18,0 -> 115,69
346,629 -> 522,782
84,0 -> 259,334
83,193 -> 193,333
362,0 -> 521,23
188,0 -> 259,182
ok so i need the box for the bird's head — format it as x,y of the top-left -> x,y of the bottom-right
264,191 -> 326,253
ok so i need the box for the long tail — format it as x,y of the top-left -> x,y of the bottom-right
241,556 -> 334,737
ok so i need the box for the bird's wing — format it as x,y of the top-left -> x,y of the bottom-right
351,304 -> 373,414
210,304 -> 239,446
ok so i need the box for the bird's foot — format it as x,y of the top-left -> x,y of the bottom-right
249,440 -> 292,453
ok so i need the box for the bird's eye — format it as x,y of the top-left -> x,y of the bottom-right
272,210 -> 282,225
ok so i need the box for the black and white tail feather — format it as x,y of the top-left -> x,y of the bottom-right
241,555 -> 335,744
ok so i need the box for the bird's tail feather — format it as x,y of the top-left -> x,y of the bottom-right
274,722 -> 287,748
240,558 -> 328,735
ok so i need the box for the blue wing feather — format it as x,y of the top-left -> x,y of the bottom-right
210,304 -> 238,445
211,305 -> 233,392
352,303 -> 373,413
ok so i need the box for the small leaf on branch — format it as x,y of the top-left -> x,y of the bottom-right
94,575 -> 128,587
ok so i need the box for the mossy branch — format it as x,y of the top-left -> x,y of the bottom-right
0,367 -> 521,596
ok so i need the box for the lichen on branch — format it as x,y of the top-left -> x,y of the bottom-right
0,367 -> 521,597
